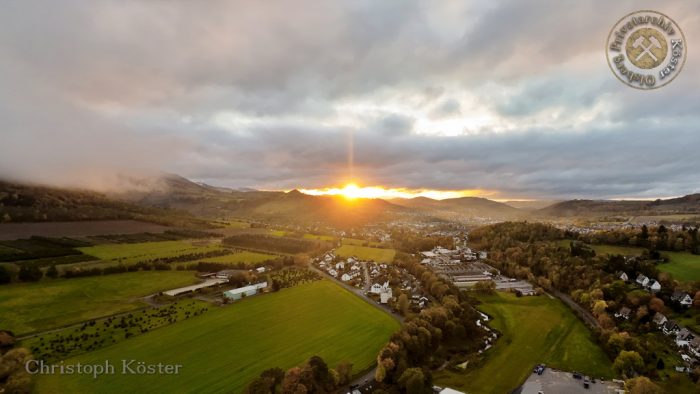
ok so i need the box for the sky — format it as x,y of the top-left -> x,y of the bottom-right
1,0 -> 699,200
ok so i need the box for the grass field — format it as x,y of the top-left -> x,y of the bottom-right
434,293 -> 613,394
342,238 -> 384,247
303,233 -> 336,241
0,271 -> 199,334
268,229 -> 287,237
78,240 -> 223,265
335,244 -> 395,263
34,280 -> 400,394
172,251 -> 275,268
656,251 -> 700,282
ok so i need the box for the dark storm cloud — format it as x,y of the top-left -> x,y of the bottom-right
0,0 -> 699,198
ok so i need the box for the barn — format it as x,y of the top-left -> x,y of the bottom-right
223,282 -> 268,300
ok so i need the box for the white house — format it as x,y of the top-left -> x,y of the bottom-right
636,274 -> 649,287
255,267 -> 266,273
672,291 -> 693,307
652,313 -> 668,327
341,272 -> 359,282
379,287 -> 393,304
369,283 -> 384,294
328,268 -> 338,277
478,251 -> 488,259
335,262 -> 345,270
618,272 -> 629,282
649,280 -> 661,293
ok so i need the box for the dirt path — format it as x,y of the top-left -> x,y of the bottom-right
549,289 -> 601,329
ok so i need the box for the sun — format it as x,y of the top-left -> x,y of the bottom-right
338,183 -> 362,200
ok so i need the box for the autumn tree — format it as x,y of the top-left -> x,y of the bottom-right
614,350 -> 645,377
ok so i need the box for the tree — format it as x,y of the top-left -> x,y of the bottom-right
335,361 -> 353,386
649,297 -> 665,313
472,280 -> 496,295
614,350 -> 644,377
656,358 -> 664,370
592,300 -> 608,317
625,376 -> 663,394
17,265 -> 42,282
0,266 -> 11,284
397,294 -> 410,316
281,367 -> 307,394
397,368 -> 427,394
46,264 -> 59,279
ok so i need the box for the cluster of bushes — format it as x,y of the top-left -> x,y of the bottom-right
269,268 -> 321,291
246,356 -> 353,394
577,225 -> 700,254
0,236 -> 89,263
223,234 -> 321,254
26,301 -> 208,362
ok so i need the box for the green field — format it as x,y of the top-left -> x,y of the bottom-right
434,293 -> 613,394
335,244 -> 395,263
590,243 -> 646,257
175,251 -> 275,267
303,233 -> 336,241
656,251 -> 700,282
0,271 -> 199,334
342,238 -> 384,247
34,280 -> 400,394
268,229 -> 287,237
78,240 -> 223,264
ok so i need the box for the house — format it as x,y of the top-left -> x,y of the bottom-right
215,269 -> 241,279
379,287 -> 393,304
689,337 -> 700,358
648,280 -> 661,293
255,267 -> 266,273
676,328 -> 694,347
335,262 -> 345,270
370,283 -> 384,294
341,272 -> 359,282
636,274 -> 649,287
652,313 -> 668,327
672,291 -> 693,307
223,282 -> 268,300
327,269 -> 338,277
478,251 -> 488,259
662,321 -> 680,336
614,307 -> 632,320
618,272 -> 629,282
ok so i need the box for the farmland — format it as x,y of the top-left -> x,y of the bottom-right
172,250 -> 275,268
78,240 -> 224,265
303,233 -> 336,241
434,292 -> 613,394
0,220 -> 173,241
34,280 -> 400,394
0,271 -> 199,334
335,244 -> 396,263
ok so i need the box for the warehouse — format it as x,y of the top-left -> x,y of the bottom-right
223,282 -> 268,300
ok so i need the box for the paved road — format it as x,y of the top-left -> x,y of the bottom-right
550,289 -> 601,329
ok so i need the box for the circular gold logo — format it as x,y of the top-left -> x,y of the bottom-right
606,10 -> 686,89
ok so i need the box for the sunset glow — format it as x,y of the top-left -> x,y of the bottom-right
299,183 -> 491,200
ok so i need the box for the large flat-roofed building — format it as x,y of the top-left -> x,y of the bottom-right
223,282 -> 268,300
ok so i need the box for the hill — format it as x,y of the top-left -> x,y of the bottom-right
117,175 -> 404,227
0,180 -> 208,228
538,194 -> 700,217
389,196 -> 526,219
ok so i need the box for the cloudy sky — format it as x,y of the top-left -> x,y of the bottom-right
1,0 -> 699,200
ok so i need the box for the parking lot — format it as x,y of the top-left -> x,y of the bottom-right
519,368 -> 622,394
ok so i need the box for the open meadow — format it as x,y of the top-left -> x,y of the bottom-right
0,271 -> 199,335
171,250 -> 276,269
434,292 -> 613,394
335,244 -> 395,263
78,240 -> 224,265
34,280 -> 400,394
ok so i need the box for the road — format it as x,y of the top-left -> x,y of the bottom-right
549,289 -> 601,329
